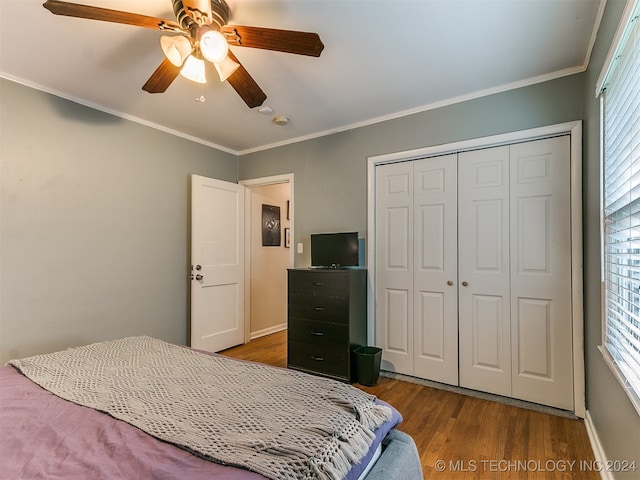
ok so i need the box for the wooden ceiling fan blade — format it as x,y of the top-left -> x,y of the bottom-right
42,0 -> 184,32
220,25 -> 324,57
225,51 -> 267,108
142,58 -> 182,94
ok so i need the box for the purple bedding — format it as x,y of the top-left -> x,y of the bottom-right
0,361 -> 401,480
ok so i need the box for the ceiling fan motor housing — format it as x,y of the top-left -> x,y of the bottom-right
172,0 -> 230,30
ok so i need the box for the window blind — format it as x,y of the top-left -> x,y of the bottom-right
601,0 -> 640,410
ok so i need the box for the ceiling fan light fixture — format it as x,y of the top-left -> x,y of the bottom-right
200,29 -> 229,64
180,55 -> 207,84
214,56 -> 240,82
160,35 -> 192,67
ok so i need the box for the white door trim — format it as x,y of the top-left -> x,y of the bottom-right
366,121 -> 585,417
240,174 -> 294,343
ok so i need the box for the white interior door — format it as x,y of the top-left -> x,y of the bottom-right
413,155 -> 459,384
458,146 -> 512,397
191,175 -> 245,352
375,161 -> 414,374
510,136 -> 573,410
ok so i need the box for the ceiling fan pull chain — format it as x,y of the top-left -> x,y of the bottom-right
196,83 -> 206,103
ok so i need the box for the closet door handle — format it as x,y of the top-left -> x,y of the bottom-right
462,281 -> 468,287
447,280 -> 454,286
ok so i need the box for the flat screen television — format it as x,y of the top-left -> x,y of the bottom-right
310,232 -> 359,268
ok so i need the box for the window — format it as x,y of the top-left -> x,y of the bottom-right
599,0 -> 640,415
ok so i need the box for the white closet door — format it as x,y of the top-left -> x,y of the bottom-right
458,146 -> 512,397
413,155 -> 459,384
375,161 -> 414,374
374,135 -> 574,410
510,136 -> 573,410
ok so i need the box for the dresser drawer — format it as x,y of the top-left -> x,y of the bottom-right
287,341 -> 349,380
288,270 -> 349,297
288,318 -> 349,348
288,299 -> 348,323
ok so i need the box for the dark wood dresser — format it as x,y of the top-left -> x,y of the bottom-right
287,268 -> 367,382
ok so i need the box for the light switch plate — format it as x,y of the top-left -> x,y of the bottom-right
297,243 -> 303,253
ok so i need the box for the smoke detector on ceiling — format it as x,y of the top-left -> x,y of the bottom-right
273,116 -> 289,126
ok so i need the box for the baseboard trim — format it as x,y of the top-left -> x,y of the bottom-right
584,410 -> 613,480
380,370 -> 578,418
250,323 -> 287,340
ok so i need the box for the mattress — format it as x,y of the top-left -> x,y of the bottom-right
0,340 -> 402,480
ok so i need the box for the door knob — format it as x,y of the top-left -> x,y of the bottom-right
195,265 -> 202,271
462,281 -> 468,287
195,274 -> 203,281
447,280 -> 454,286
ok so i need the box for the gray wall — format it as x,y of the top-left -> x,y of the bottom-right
0,79 -> 236,362
582,0 -> 640,474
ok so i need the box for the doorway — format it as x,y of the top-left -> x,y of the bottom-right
240,174 -> 294,341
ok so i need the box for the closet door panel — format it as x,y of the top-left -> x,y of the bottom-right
510,136 -> 573,410
471,294 -> 508,370
516,298 -> 552,377
417,291 -> 445,357
458,146 -> 511,396
473,200 -> 506,271
375,162 -> 414,374
413,155 -> 458,384
385,288 -> 410,353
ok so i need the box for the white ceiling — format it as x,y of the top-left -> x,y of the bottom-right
0,0 -> 604,155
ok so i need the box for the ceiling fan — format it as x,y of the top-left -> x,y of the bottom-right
42,0 -> 325,108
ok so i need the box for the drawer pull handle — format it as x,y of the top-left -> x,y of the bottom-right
312,307 -> 325,311
310,331 -> 324,336
313,282 -> 325,286
310,355 -> 324,361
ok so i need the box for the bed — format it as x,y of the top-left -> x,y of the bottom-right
0,336 -> 422,480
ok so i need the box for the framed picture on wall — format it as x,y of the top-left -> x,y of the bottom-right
262,204 -> 281,246
284,228 -> 291,248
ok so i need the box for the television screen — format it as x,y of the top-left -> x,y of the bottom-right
310,232 -> 359,268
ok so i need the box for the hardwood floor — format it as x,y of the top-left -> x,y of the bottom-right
221,331 -> 600,479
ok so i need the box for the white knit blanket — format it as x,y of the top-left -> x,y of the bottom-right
8,336 -> 392,480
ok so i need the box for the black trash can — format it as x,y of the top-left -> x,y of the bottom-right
354,346 -> 382,386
